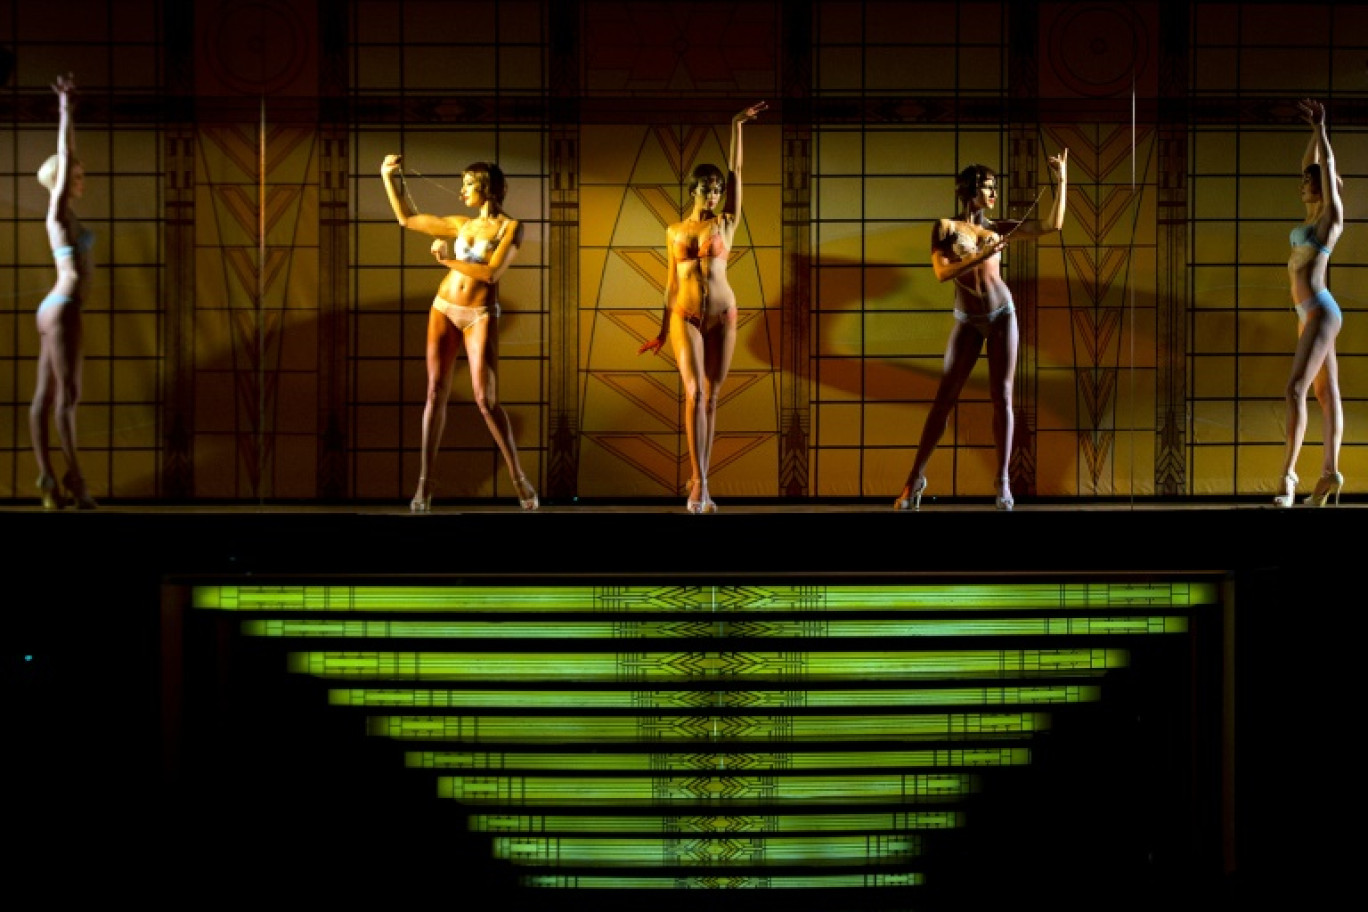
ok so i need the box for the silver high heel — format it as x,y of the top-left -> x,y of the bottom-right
515,474 -> 539,511
894,476 -> 927,511
1272,472 -> 1298,508
994,477 -> 1014,512
686,477 -> 704,514
1304,471 -> 1344,507
410,477 -> 432,513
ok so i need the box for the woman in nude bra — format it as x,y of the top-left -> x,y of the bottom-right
894,149 -> 1068,511
1274,98 -> 1345,507
380,155 -> 538,512
32,73 -> 96,510
639,101 -> 767,513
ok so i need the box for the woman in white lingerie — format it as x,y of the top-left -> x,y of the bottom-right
895,150 -> 1068,511
1274,98 -> 1345,507
33,73 -> 97,510
380,155 -> 538,512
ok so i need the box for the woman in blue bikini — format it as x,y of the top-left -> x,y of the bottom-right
894,149 -> 1067,511
1275,98 -> 1345,507
32,73 -> 96,509
380,155 -> 538,512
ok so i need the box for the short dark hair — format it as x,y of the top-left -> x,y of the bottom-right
464,161 -> 507,203
690,163 -> 726,194
955,164 -> 997,203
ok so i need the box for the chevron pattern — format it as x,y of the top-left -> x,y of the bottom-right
1046,125 -> 1155,495
194,579 -> 1213,905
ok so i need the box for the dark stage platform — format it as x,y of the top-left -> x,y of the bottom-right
3,501 -> 1357,908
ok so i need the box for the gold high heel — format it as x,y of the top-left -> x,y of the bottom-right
1272,472 -> 1298,508
62,471 -> 97,510
515,474 -> 539,511
37,474 -> 66,511
1304,471 -> 1344,507
410,477 -> 432,513
994,477 -> 1014,512
894,476 -> 927,511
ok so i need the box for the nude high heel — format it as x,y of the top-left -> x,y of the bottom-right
894,476 -> 927,511
1304,471 -> 1344,507
37,474 -> 66,511
1272,472 -> 1298,508
62,471 -> 97,510
515,474 -> 540,511
994,477 -> 1014,512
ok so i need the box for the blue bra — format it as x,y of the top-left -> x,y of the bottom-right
1290,223 -> 1331,257
53,227 -> 95,260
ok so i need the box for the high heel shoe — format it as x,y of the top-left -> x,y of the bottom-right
410,477 -> 432,513
994,477 -> 1014,512
1304,471 -> 1344,507
1272,472 -> 1299,508
686,477 -> 705,514
894,476 -> 927,511
62,471 -> 97,510
515,474 -> 539,511
37,474 -> 66,511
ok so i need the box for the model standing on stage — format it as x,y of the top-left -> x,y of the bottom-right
380,155 -> 538,512
32,73 -> 96,510
894,150 -> 1068,512
1275,99 -> 1345,507
639,101 -> 767,513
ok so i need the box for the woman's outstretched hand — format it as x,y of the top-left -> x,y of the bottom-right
734,101 -> 768,124
1048,148 -> 1068,180
637,337 -> 665,356
53,72 -> 76,102
381,153 -> 403,176
1297,98 -> 1325,126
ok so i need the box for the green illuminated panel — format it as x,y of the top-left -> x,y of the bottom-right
409,748 -> 1031,771
197,581 -> 1216,613
290,649 -> 1131,680
335,685 -> 1097,709
522,873 -> 924,888
370,713 -> 1047,742
491,834 -> 922,866
437,774 -> 975,804
469,811 -> 964,834
247,616 -> 1187,639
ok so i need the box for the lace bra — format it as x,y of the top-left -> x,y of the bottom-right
452,219 -> 509,265
674,230 -> 728,262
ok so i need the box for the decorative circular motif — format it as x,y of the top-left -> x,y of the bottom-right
1047,2 -> 1148,98
202,1 -> 308,95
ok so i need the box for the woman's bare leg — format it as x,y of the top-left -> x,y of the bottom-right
1280,308 -> 1340,482
465,313 -> 536,507
697,312 -> 737,509
900,322 -> 984,498
1311,346 -> 1343,478
414,308 -> 460,508
985,313 -> 1019,505
670,312 -> 707,510
30,341 -> 57,482
33,306 -> 88,503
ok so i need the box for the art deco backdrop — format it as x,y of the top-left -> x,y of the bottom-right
1,1 -> 1363,503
